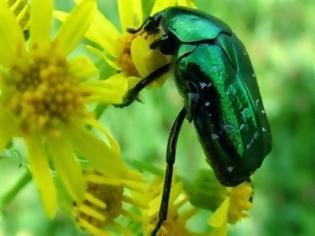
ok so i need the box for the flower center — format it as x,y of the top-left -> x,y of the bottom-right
227,182 -> 253,224
73,172 -> 124,232
117,33 -> 139,77
155,219 -> 189,236
6,48 -> 85,133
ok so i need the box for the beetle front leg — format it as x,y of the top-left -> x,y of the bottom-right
127,13 -> 163,34
150,34 -> 177,55
151,107 -> 187,236
116,63 -> 171,107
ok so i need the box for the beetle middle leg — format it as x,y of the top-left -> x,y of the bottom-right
151,107 -> 187,236
116,63 -> 171,107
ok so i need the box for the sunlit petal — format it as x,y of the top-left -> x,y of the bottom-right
85,118 -> 121,157
85,46 -> 121,71
47,136 -> 85,202
69,56 -> 98,80
66,124 -> 126,178
30,0 -> 52,48
177,0 -> 197,8
118,0 -> 143,32
0,112 -> 15,151
208,198 -> 229,228
55,0 -> 96,56
0,0 -> 25,67
151,0 -> 176,15
86,10 -> 121,57
131,35 -> 171,78
82,73 -> 129,104
26,136 -> 57,218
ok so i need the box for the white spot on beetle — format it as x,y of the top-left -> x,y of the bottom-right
227,166 -> 235,173
200,82 -> 211,89
240,124 -> 246,131
211,134 -> 219,140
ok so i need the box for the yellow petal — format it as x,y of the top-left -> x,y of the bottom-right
177,0 -> 197,8
208,198 -> 230,228
131,35 -> 171,86
86,45 -> 121,70
53,9 -> 67,24
151,0 -> 176,15
26,136 -> 57,218
0,0 -> 25,67
30,0 -> 52,48
209,223 -> 228,236
0,112 -> 14,151
118,0 -> 143,31
47,136 -> 85,202
55,8 -> 120,57
15,1 -> 30,31
127,76 -> 142,90
83,73 -> 129,104
133,0 -> 143,28
54,0 -> 96,56
69,56 -> 98,80
66,123 -> 126,178
85,118 -> 121,157
85,10 -> 121,57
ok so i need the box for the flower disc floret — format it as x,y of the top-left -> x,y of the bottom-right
117,33 -> 140,77
73,170 -> 148,235
227,182 -> 252,224
7,47 -> 85,133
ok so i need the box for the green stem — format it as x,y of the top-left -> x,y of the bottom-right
0,170 -> 32,211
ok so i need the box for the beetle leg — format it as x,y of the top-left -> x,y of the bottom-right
116,63 -> 171,107
127,12 -> 162,34
150,34 -> 170,49
151,107 -> 187,236
127,17 -> 153,34
150,34 -> 178,55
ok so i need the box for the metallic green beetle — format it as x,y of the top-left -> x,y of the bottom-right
120,7 -> 272,235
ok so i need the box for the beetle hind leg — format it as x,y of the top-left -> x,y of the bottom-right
151,108 -> 187,236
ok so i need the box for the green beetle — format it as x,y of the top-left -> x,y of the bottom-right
120,7 -> 272,235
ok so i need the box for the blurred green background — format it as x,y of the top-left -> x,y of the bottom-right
1,0 -> 315,235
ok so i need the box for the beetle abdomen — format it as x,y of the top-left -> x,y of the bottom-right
175,35 -> 271,186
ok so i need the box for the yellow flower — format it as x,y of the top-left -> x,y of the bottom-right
0,0 -> 128,218
151,0 -> 197,15
208,182 -> 253,236
77,0 -> 197,91
72,169 -> 148,236
144,178 -> 201,236
6,0 -> 30,31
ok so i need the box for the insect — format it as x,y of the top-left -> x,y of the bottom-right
119,7 -> 272,235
